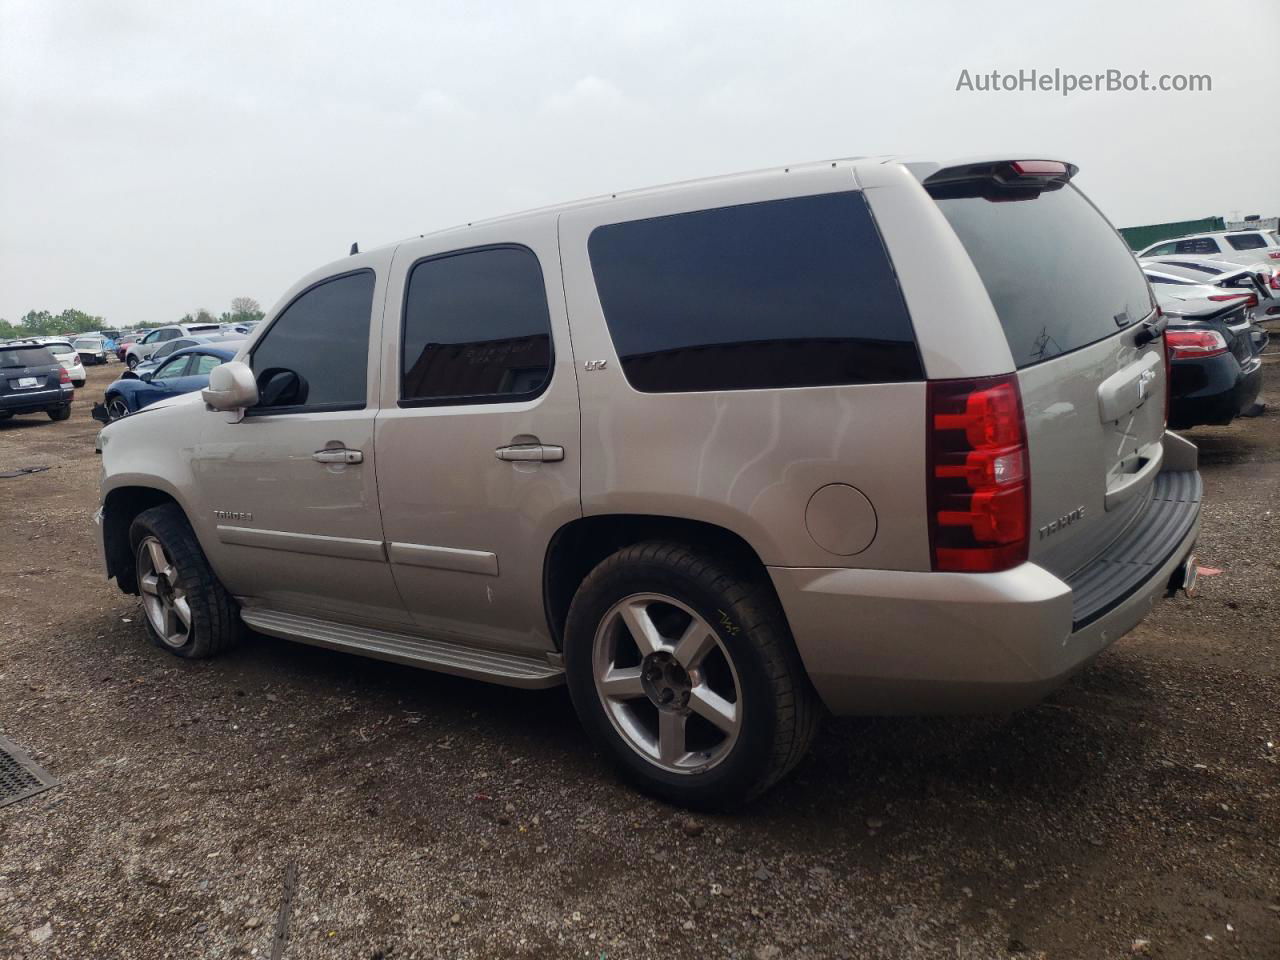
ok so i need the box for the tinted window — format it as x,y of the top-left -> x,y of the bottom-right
589,193 -> 921,393
1226,233 -> 1266,251
1,347 -> 55,368
401,246 -> 552,403
1174,238 -> 1220,254
1144,243 -> 1176,256
932,184 -> 1153,368
154,356 -> 192,379
251,270 -> 374,411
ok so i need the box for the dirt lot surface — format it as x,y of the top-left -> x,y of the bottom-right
1,351 -> 1278,960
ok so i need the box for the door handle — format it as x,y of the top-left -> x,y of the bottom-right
495,443 -> 564,463
312,448 -> 364,464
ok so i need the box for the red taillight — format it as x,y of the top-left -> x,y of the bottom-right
1268,252 -> 1280,260
1165,329 -> 1229,359
927,376 -> 1029,573
58,366 -> 71,384
1269,274 -> 1280,291
1162,331 -> 1172,427
1207,293 -> 1255,307
1010,160 -> 1068,177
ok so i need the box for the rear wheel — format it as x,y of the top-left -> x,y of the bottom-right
126,355 -> 139,370
564,541 -> 819,809
47,405 -> 71,421
129,504 -> 242,659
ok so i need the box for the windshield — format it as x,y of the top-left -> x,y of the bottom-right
73,339 -> 98,349
931,183 -> 1153,368
1,347 -> 55,368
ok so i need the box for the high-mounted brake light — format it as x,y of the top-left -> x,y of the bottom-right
1010,160 -> 1069,177
1165,329 -> 1229,360
927,376 -> 1030,573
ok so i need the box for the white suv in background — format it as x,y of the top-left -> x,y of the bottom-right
125,323 -> 222,368
1138,229 -> 1280,268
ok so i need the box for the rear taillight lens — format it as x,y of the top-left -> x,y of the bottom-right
927,375 -> 1029,573
58,366 -> 71,384
1162,331 -> 1171,427
1165,329 -> 1229,359
1208,293 -> 1255,307
1269,274 -> 1280,291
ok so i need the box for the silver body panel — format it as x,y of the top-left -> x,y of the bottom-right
97,155 -> 1199,710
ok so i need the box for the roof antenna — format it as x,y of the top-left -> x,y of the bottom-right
349,242 -> 359,256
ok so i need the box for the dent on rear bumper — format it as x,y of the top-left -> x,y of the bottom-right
770,515 -> 1199,716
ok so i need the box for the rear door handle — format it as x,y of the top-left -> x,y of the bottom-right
495,443 -> 564,462
312,448 -> 363,464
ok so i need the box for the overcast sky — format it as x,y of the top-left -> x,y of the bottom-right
2,0 -> 1277,327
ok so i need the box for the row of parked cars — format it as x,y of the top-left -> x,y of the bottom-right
1133,227 -> 1279,428
1,322 -> 260,427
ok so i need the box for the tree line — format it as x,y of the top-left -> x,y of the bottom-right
0,298 -> 264,340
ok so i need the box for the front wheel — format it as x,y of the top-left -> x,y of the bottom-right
129,504 -> 242,659
105,394 -> 131,422
564,541 -> 819,809
126,355 -> 139,370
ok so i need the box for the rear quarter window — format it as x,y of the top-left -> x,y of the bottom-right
1225,233 -> 1266,251
931,183 -> 1154,368
588,192 -> 922,393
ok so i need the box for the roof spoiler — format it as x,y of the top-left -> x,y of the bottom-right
922,159 -> 1078,200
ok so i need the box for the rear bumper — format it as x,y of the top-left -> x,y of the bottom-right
1169,354 -> 1261,428
0,388 -> 68,415
771,468 -> 1201,716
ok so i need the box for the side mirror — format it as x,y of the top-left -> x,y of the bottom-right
202,360 -> 259,411
139,371 -> 154,383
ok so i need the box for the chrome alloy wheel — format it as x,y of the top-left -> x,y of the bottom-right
105,396 -> 131,421
592,593 -> 742,774
137,536 -> 192,649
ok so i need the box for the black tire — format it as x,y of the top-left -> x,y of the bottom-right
47,405 -> 71,421
564,541 -> 820,809
126,355 -> 139,369
128,503 -> 242,659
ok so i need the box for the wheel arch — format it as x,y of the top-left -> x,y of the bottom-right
102,485 -> 184,594
543,514 -> 780,650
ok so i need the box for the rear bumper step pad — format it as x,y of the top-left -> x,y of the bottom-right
1067,470 -> 1202,629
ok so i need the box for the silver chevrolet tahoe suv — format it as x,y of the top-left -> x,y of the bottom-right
96,156 -> 1202,807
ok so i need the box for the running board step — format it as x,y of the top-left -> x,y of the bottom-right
239,609 -> 565,689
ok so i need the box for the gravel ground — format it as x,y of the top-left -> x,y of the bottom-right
1,348 -> 1278,960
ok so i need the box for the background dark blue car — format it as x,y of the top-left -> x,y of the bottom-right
98,344 -> 240,421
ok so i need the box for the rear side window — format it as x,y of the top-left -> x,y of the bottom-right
0,347 -> 54,368
1174,238 -> 1220,254
250,270 -> 374,412
400,246 -> 553,405
932,184 -> 1153,368
588,192 -> 921,393
1225,233 -> 1266,251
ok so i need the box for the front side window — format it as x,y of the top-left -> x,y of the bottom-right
1226,233 -> 1266,251
250,270 -> 374,412
192,354 -> 222,375
400,246 -> 553,404
588,192 -> 921,393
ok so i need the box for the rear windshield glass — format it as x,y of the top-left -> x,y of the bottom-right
73,339 -> 98,348
931,183 -> 1153,368
1225,233 -> 1266,251
0,347 -> 55,368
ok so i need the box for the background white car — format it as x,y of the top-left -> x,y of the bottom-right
1138,229 -> 1280,268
